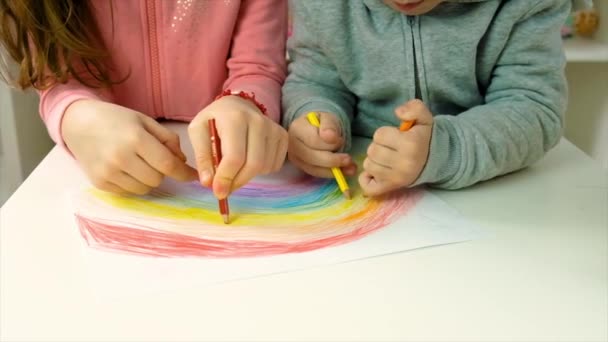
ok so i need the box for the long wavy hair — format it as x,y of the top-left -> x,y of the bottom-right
0,0 -> 116,90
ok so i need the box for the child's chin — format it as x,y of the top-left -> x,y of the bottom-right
388,1 -> 439,16
391,6 -> 430,16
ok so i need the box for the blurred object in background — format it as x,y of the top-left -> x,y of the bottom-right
563,0 -> 600,39
574,9 -> 601,37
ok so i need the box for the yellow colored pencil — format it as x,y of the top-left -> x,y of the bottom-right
306,112 -> 351,200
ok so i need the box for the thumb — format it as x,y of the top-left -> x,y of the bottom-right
318,112 -> 342,145
187,120 -> 214,187
141,116 -> 187,162
395,99 -> 433,126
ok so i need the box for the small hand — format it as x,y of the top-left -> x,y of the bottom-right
287,112 -> 357,178
62,100 -> 197,195
188,95 -> 288,199
359,99 -> 433,197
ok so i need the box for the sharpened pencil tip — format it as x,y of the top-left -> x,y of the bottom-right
222,214 -> 230,224
343,190 -> 352,200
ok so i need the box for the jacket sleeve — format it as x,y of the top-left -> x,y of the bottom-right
415,0 -> 571,189
223,0 -> 287,123
281,2 -> 356,151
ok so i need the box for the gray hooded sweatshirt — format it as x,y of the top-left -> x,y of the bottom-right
282,0 -> 572,189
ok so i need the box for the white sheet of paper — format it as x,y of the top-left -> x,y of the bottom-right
76,191 -> 481,301
70,127 -> 483,300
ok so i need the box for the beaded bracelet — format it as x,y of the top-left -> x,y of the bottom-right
215,89 -> 268,116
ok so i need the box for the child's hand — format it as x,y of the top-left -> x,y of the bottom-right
62,100 -> 198,195
359,100 -> 433,197
188,95 -> 288,199
287,112 -> 357,178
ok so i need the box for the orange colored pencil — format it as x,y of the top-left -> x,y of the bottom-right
399,120 -> 415,132
208,119 -> 230,224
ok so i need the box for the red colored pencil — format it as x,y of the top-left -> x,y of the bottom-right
208,119 -> 230,224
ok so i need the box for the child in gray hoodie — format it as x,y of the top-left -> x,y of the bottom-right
282,0 -> 571,196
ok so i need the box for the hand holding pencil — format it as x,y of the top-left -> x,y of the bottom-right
286,111 -> 357,183
188,95 -> 288,202
305,112 -> 351,199
359,99 -> 434,197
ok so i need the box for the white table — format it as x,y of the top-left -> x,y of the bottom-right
2,132 -> 607,341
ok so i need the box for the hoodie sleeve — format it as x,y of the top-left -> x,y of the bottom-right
414,0 -> 570,189
223,0 -> 287,123
281,2 -> 356,152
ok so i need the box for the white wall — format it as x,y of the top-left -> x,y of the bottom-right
0,84 -> 53,205
565,64 -> 608,169
564,1 -> 608,169
0,83 -> 22,205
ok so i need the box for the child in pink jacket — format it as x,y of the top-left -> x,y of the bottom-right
0,0 -> 287,199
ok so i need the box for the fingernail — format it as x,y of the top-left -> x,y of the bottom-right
200,170 -> 212,187
342,156 -> 352,166
215,183 -> 228,199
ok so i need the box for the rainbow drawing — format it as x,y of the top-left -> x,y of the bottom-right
74,163 -> 421,258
